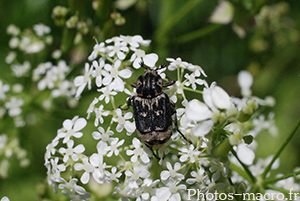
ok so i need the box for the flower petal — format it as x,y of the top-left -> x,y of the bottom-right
143,53 -> 158,67
160,170 -> 170,180
74,118 -> 87,131
236,144 -> 255,166
119,69 -> 132,79
186,99 -> 212,121
63,119 -> 73,130
211,86 -> 231,109
193,120 -> 214,137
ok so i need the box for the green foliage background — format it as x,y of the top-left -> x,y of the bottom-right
0,0 -> 300,200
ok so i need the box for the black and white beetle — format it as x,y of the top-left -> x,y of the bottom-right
124,61 -> 191,159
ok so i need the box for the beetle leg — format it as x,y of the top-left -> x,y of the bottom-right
146,145 -> 160,160
173,112 -> 192,145
176,126 -> 192,145
163,77 -> 175,87
121,96 -> 132,111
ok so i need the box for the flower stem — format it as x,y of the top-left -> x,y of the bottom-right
261,116 -> 300,179
231,148 -> 256,183
183,86 -> 203,94
264,170 -> 300,185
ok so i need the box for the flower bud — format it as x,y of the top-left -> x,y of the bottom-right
243,135 -> 253,145
211,137 -> 231,158
229,131 -> 243,146
237,182 -> 247,193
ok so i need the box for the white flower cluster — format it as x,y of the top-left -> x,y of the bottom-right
33,60 -> 76,99
5,24 -> 77,110
0,80 -> 26,127
45,35 -> 298,201
1,23 -> 77,179
0,133 -> 29,178
6,23 -> 52,56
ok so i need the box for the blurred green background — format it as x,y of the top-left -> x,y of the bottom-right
0,0 -> 300,200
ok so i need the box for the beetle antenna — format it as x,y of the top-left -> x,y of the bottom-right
139,59 -> 147,69
157,63 -> 167,70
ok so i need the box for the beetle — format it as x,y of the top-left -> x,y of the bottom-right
124,61 -> 191,159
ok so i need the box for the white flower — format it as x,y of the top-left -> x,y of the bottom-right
209,159 -> 229,182
98,86 -> 117,104
91,58 -> 105,87
119,35 -> 150,47
11,61 -> 31,77
33,62 -> 52,81
238,70 -> 253,97
209,0 -> 234,24
130,49 -> 158,69
136,178 -> 160,201
113,108 -> 136,134
56,60 -> 69,79
248,155 -> 279,177
166,57 -> 188,71
184,73 -> 207,90
188,64 -> 207,77
93,104 -> 110,126
0,80 -> 10,100
50,157 -> 66,173
5,96 -> 24,117
74,63 -> 92,98
105,36 -> 122,44
61,190 -> 91,201
105,137 -> 125,157
60,178 -> 91,201
204,179 -> 226,193
185,83 -> 232,137
86,97 -> 99,119
103,60 -> 132,91
7,24 -> 20,35
92,126 -> 114,142
38,69 -> 57,90
58,117 -> 87,143
90,153 -> 107,183
74,156 -> 95,184
88,42 -> 106,61
51,81 -> 75,97
160,162 -> 184,182
186,168 -> 207,184
45,136 -> 59,160
58,140 -> 85,162
23,40 -> 47,54
33,23 -> 51,36
8,37 -> 19,49
126,138 -> 150,163
275,176 -> 300,191
52,49 -> 62,59
125,165 -> 151,188
59,178 -> 90,198
179,144 -> 200,163
252,113 -> 278,137
106,41 -> 129,60
1,196 -> 9,201
156,179 -> 186,201
185,99 -> 213,137
5,51 -> 17,64
203,82 -> 231,111
105,166 -> 122,183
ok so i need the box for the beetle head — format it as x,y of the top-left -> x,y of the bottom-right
131,61 -> 165,98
